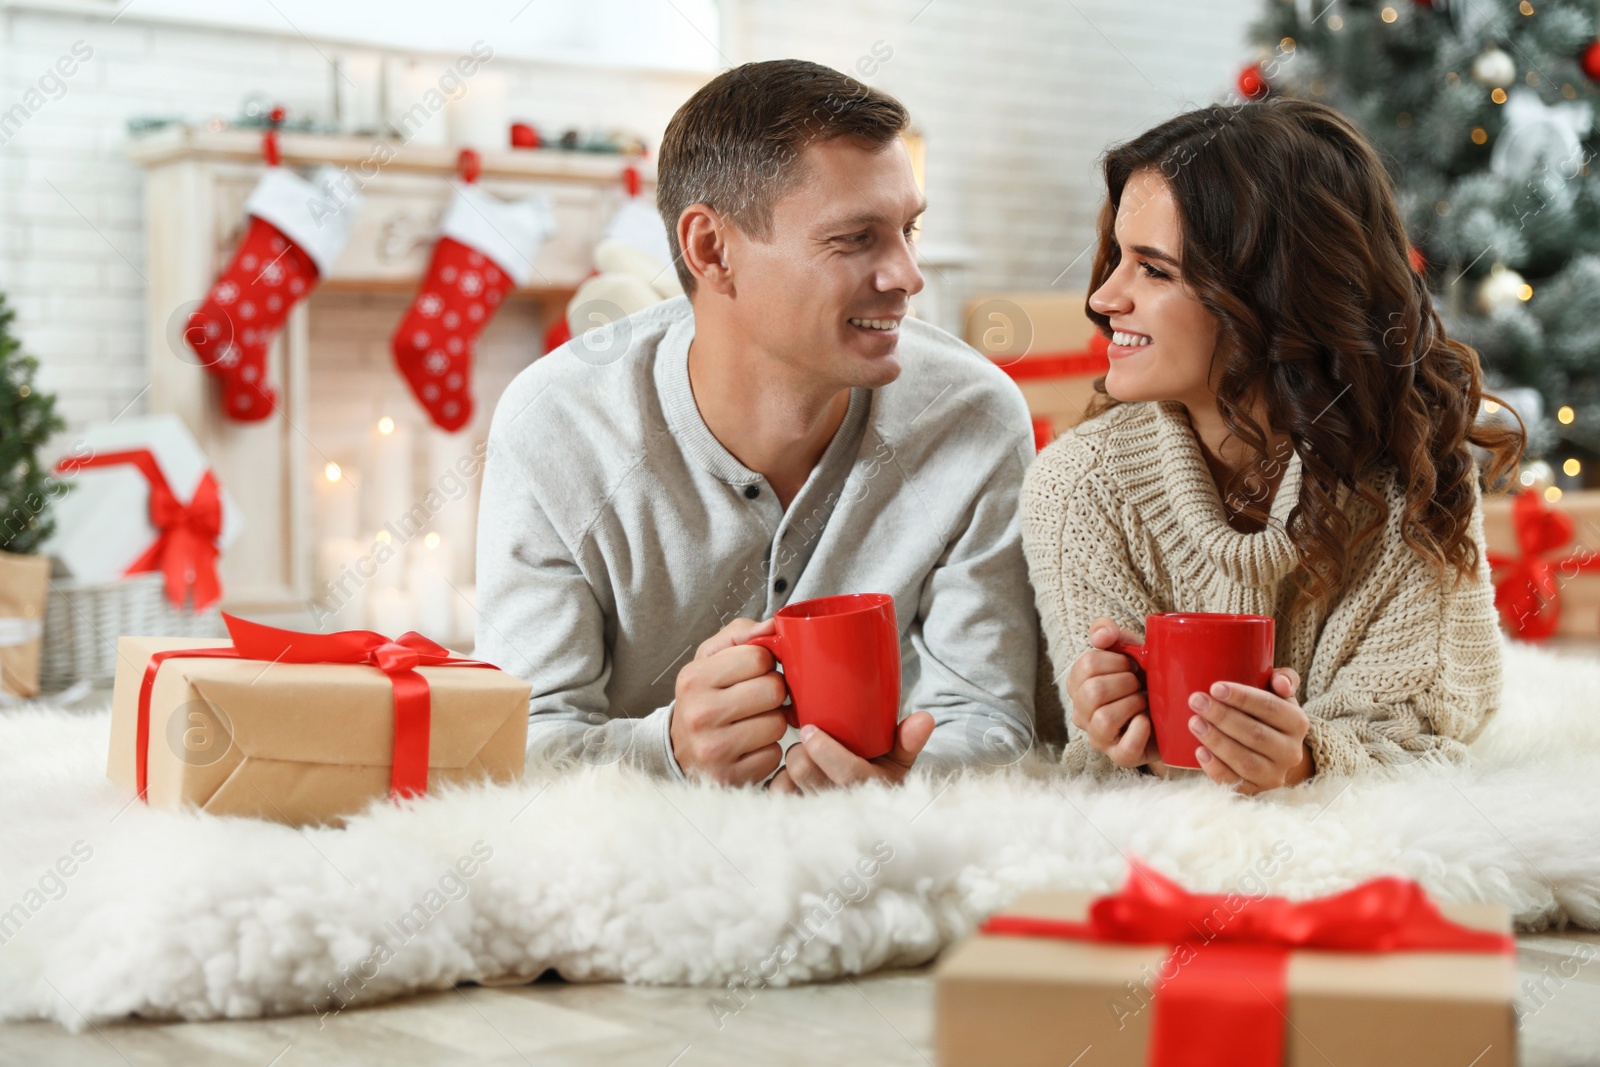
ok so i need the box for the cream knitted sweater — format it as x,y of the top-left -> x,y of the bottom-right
1020,400 -> 1502,781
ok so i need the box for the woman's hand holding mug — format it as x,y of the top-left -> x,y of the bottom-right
1066,616 -> 1166,772
1068,613 -> 1314,793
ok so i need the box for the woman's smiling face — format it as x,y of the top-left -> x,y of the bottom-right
1088,168 -> 1222,409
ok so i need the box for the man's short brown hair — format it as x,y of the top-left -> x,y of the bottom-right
655,59 -> 910,295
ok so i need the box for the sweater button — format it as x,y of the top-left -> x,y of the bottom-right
774,578 -> 788,593
743,484 -> 760,500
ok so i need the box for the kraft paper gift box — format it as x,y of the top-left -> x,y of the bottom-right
108,634 -> 530,827
965,291 -> 1108,435
1483,488 -> 1600,639
935,865 -> 1516,1067
0,549 -> 49,697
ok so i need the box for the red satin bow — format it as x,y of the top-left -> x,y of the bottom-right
980,859 -> 1512,1067
135,613 -> 499,805
55,448 -> 224,611
1486,490 -> 1600,641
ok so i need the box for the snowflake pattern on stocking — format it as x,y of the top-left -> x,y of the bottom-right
185,215 -> 321,422
391,235 -> 518,432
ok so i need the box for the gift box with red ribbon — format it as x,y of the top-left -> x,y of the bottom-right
935,859 -> 1516,1067
45,414 -> 244,611
1484,488 -> 1600,641
107,614 -> 530,827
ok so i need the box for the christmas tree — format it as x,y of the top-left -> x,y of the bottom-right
0,292 -> 68,555
1244,0 -> 1600,475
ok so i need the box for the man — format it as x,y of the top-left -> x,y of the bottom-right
475,59 -> 1037,792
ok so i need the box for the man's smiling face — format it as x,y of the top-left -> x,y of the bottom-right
722,135 -> 926,390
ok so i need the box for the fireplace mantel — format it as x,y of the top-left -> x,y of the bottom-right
129,127 -> 654,617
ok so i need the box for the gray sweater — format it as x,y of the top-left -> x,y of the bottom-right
475,296 -> 1038,779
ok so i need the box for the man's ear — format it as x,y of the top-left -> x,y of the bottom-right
678,204 -> 735,297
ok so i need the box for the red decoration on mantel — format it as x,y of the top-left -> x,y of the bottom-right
981,858 -> 1513,1067
1486,489 -> 1600,640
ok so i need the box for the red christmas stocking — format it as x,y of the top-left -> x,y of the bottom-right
392,182 -> 554,432
186,167 -> 362,421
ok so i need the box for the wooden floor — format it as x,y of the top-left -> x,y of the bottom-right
6,929 -> 1600,1066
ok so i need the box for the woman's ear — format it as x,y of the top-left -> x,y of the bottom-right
678,205 -> 734,297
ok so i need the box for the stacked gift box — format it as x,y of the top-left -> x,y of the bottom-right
964,291 -> 1109,451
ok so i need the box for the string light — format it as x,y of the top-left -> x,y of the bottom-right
324,462 -> 341,482
1472,127 -> 1489,144
1518,283 -> 1534,301
1558,405 -> 1576,424
1564,458 -> 1582,477
1546,485 -> 1564,503
424,531 -> 442,550
1520,1 -> 1535,14
1485,400 -> 1501,414
1492,87 -> 1509,104
1381,6 -> 1398,22
1328,15 -> 1344,30
376,529 -> 392,545
378,416 -> 395,435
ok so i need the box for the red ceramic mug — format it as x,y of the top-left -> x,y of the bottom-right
1110,612 -> 1275,769
746,593 -> 900,760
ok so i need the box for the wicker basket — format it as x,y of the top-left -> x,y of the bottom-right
40,573 -> 224,692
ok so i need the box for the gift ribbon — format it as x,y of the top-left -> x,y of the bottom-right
1486,489 -> 1600,641
134,613 -> 499,804
980,858 -> 1513,1067
0,617 -> 42,646
55,448 -> 224,611
991,332 -> 1112,382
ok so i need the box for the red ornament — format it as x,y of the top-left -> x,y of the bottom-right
1237,64 -> 1270,101
1582,40 -> 1600,82
510,122 -> 540,148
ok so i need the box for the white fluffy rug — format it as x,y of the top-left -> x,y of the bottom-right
3,638 -> 1599,1031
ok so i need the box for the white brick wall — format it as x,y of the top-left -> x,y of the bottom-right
733,0 -> 1260,295
0,0 -> 1258,435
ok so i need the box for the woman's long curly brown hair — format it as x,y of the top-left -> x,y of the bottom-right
1084,98 -> 1525,604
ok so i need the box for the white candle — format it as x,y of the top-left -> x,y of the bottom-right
389,60 -> 451,147
427,428 -> 479,585
315,536 -> 368,632
315,460 -> 360,543
367,587 -> 416,635
407,531 -> 456,642
338,52 -> 384,135
370,528 -> 406,591
365,416 -> 413,541
453,583 -> 478,653
448,70 -> 509,149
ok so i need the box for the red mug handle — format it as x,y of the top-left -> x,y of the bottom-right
1109,639 -> 1148,669
745,633 -> 800,730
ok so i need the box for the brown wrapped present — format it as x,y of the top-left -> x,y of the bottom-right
1483,487 -> 1600,639
108,616 -> 530,827
936,861 -> 1516,1067
0,549 -> 49,697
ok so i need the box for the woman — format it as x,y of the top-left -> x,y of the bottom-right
1021,99 -> 1523,793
